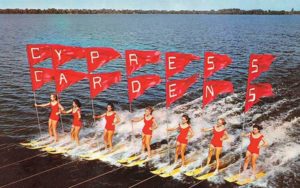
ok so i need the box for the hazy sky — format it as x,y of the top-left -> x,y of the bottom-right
0,0 -> 298,11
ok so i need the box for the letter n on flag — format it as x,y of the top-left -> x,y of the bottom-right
54,70 -> 86,93
52,45 -> 86,69
165,52 -> 200,79
245,83 -> 273,112
202,80 -> 234,108
88,71 -> 122,99
204,52 -> 232,79
128,75 -> 161,102
30,67 -> 54,91
27,44 -> 52,67
126,50 -> 161,76
248,54 -> 276,83
166,74 -> 199,108
85,47 -> 121,72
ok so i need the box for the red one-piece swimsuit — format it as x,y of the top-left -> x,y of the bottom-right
105,112 -> 116,131
142,115 -> 153,136
177,124 -> 190,144
247,133 -> 264,155
211,126 -> 225,147
72,108 -> 82,127
49,102 -> 59,121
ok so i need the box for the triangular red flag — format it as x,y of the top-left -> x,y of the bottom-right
85,47 -> 121,72
248,54 -> 276,83
165,52 -> 200,79
166,74 -> 199,108
128,74 -> 161,102
204,52 -> 232,78
126,50 -> 161,76
27,44 -> 52,67
245,83 -> 273,112
202,80 -> 234,108
54,70 -> 86,93
52,45 -> 86,68
30,67 -> 55,91
88,71 -> 122,99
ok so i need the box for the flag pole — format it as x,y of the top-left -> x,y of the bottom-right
57,93 -> 65,134
166,106 -> 171,165
33,92 -> 42,136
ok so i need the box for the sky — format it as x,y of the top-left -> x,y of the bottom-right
0,0 -> 299,11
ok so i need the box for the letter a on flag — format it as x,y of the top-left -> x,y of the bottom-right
54,70 -> 86,93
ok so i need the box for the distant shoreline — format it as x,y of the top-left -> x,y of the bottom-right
0,8 -> 300,15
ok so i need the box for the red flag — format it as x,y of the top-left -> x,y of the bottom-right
204,52 -> 232,78
248,54 -> 276,83
88,71 -> 122,99
245,83 -> 273,112
27,44 -> 52,67
202,80 -> 234,108
30,67 -> 54,91
86,47 -> 121,72
126,50 -> 161,76
52,45 -> 85,68
128,75 -> 161,102
166,74 -> 199,108
54,70 -> 86,93
165,52 -> 200,79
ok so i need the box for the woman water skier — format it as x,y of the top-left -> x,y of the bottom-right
167,114 -> 194,167
62,99 -> 82,145
202,118 -> 229,174
35,94 -> 64,142
242,124 -> 268,179
94,103 -> 121,151
131,106 -> 158,159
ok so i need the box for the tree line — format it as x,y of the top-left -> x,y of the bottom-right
0,8 -> 299,15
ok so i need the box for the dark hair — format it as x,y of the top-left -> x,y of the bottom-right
219,118 -> 226,126
253,124 -> 263,131
73,99 -> 81,108
146,106 -> 154,115
51,94 -> 58,101
107,102 -> 115,111
182,114 -> 191,124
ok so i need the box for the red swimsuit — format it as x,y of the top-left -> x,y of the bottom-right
142,115 -> 153,136
49,102 -> 60,121
105,112 -> 116,131
211,126 -> 226,147
72,108 -> 82,127
247,133 -> 264,155
177,124 -> 191,144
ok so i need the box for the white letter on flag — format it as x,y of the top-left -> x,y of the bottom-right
207,56 -> 215,70
132,80 -> 141,93
93,77 -> 102,89
129,54 -> 138,65
205,85 -> 214,97
91,51 -> 99,64
59,73 -> 68,85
